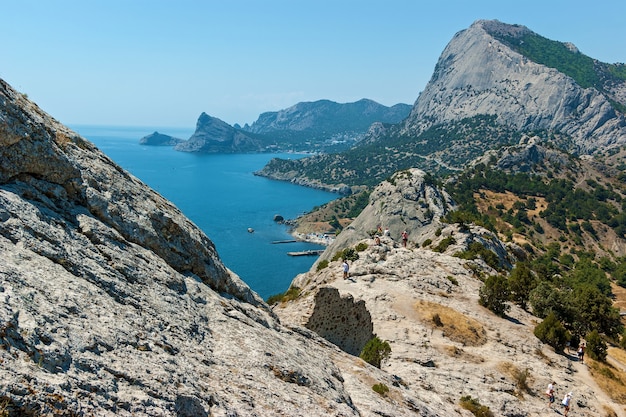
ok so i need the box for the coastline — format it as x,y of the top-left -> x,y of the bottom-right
290,230 -> 335,246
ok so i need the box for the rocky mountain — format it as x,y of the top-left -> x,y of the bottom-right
256,19 -> 626,190
170,99 -> 411,155
174,112 -> 264,153
139,131 -> 185,146
244,98 -> 410,137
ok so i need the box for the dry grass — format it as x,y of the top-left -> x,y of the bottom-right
602,404 -> 618,417
414,300 -> 487,346
587,358 -> 626,404
609,347 -> 626,365
496,361 -> 533,397
443,345 -> 485,363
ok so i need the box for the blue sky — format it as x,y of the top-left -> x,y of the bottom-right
2,0 -> 624,128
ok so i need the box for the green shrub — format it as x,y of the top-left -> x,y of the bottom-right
446,275 -> 459,286
316,259 -> 329,271
459,396 -> 494,417
372,383 -> 389,396
355,242 -> 368,252
586,329 -> 607,361
266,287 -> 301,305
433,236 -> 456,253
534,312 -> 570,352
332,247 -> 359,262
422,238 -> 432,247
479,275 -> 510,316
359,336 -> 391,368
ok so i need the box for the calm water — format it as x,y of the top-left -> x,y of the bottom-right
71,125 -> 336,299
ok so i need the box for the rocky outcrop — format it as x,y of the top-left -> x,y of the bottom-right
403,19 -> 626,154
275,172 -> 623,416
318,168 -> 455,262
139,131 -> 184,146
175,112 -> 263,153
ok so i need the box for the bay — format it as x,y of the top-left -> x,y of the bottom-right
71,125 -> 337,300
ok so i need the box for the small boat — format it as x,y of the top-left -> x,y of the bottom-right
247,227 -> 254,233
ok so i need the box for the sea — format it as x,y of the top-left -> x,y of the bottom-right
70,125 -> 337,300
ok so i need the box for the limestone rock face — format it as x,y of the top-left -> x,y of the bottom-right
319,168 -> 455,263
403,20 -> 626,154
175,112 -> 262,153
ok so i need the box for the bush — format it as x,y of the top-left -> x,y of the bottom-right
332,247 -> 359,262
372,383 -> 389,396
316,259 -> 329,271
459,396 -> 494,417
266,287 -> 301,305
534,312 -> 570,352
479,275 -> 510,316
586,329 -> 607,361
359,336 -> 391,368
422,238 -> 432,247
433,236 -> 456,253
432,313 -> 443,327
355,242 -> 369,252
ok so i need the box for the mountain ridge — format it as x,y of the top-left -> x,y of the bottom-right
256,19 -> 626,190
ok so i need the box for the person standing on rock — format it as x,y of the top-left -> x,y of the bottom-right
342,260 -> 349,280
546,381 -> 555,408
562,392 -> 572,415
401,230 -> 408,247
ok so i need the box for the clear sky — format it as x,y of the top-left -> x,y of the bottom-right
1,0 -> 624,129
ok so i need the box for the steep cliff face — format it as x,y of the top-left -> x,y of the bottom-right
175,112 -> 262,153
403,20 -> 626,154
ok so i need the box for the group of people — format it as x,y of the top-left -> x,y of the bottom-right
374,225 -> 409,247
546,382 -> 573,415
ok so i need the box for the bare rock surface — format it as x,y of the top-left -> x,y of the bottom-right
276,235 -> 626,416
404,20 -> 626,154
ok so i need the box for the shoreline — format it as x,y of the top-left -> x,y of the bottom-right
290,230 -> 335,246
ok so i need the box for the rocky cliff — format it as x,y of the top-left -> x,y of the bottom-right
255,20 -> 626,189
175,112 -> 263,153
403,19 -> 626,154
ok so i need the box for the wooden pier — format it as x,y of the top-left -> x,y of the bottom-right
287,249 -> 325,257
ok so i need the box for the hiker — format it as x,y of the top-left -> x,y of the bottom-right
401,230 -> 408,247
577,343 -> 585,363
562,392 -> 572,416
546,381 -> 555,407
342,260 -> 349,279
374,235 -> 381,246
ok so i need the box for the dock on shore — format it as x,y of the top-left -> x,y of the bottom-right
272,239 -> 298,244
287,249 -> 325,257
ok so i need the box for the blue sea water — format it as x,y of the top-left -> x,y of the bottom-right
71,125 -> 337,300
